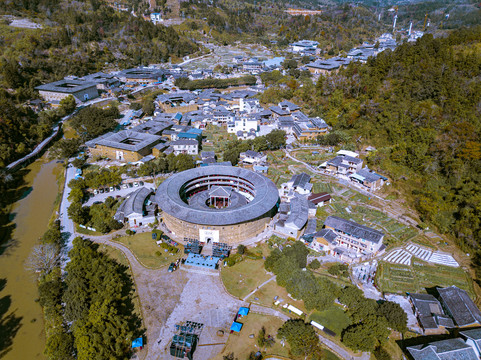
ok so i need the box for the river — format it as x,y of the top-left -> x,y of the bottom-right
0,159 -> 61,359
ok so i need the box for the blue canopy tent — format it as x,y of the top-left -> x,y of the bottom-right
238,307 -> 250,316
132,337 -> 143,349
230,322 -> 243,332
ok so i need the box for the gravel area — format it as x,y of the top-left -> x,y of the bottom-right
155,271 -> 245,360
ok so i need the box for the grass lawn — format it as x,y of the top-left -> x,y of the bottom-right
214,313 -> 290,360
254,279 -> 307,315
113,232 -> 183,269
322,349 -> 341,360
221,258 -> 272,299
376,261 -> 474,297
98,243 -> 129,267
309,306 -> 351,336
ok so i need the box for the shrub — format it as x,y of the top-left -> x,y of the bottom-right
308,259 -> 321,270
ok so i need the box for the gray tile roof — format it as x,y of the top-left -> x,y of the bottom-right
131,120 -> 173,135
460,328 -> 481,341
201,151 -> 215,159
291,173 -> 311,189
155,167 -> 278,226
306,57 -> 352,71
324,216 -> 384,243
438,286 -> 481,327
285,195 -> 308,229
419,315 -> 439,330
279,100 -> 300,112
407,338 -> 478,360
114,187 -> 153,221
314,229 -> 337,244
269,106 -> 289,116
436,315 -> 455,328
87,130 -> 161,152
356,168 -> 383,183
410,293 -> 444,317
305,218 -> 317,235
35,79 -> 98,93
118,67 -> 165,80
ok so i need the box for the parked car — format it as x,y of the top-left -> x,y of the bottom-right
110,186 -> 114,192
133,182 -> 139,187
128,183 -> 133,188
168,263 -> 177,272
139,181 -> 144,186
104,188 -> 109,193
94,189 -> 98,195
122,184 -> 128,189
115,185 -> 121,190
99,188 -> 104,194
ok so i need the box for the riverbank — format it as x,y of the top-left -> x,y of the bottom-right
0,159 -> 62,359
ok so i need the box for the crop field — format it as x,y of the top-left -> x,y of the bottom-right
202,125 -> 235,156
292,149 -> 332,165
376,261 -> 474,297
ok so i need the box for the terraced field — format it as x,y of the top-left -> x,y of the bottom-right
376,261 -> 474,297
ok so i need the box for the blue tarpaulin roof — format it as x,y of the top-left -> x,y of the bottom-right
230,322 -> 243,332
238,307 -> 250,316
132,337 -> 143,348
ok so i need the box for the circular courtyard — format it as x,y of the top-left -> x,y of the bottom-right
154,166 -> 279,244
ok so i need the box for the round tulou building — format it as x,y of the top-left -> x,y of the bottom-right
155,166 -> 279,245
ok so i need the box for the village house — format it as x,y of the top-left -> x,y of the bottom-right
306,57 -> 352,75
279,173 -> 312,200
35,79 -> 99,103
156,92 -> 198,114
274,194 -> 309,239
309,216 -> 384,261
86,130 -> 162,162
239,150 -> 267,165
114,187 -> 156,227
308,192 -> 331,207
407,338 -> 478,360
293,117 -> 329,141
290,40 -> 319,54
117,67 -> 165,84
349,168 -> 387,190
408,293 -> 455,335
171,139 -> 198,155
323,155 -> 363,175
228,116 -> 259,135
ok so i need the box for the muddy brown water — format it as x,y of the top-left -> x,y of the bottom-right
0,160 -> 61,359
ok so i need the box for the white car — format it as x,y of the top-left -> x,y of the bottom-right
110,186 -> 114,192
93,189 -> 98,195
122,184 -> 128,189
133,182 -> 139,187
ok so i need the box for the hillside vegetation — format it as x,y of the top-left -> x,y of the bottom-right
278,27 -> 481,256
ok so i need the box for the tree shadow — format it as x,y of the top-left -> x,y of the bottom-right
0,279 -> 23,359
0,167 -> 32,255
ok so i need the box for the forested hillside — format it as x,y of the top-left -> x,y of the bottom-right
180,0 -> 385,51
305,27 -> 481,252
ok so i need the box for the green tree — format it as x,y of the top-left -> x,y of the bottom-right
377,301 -> 408,333
44,328 -> 75,360
277,319 -> 321,358
59,95 -> 77,116
308,259 -> 321,269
